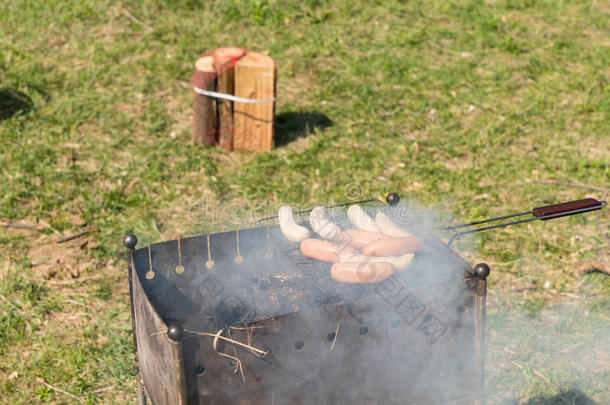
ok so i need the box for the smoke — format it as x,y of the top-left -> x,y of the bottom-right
130,186 -> 606,404
485,281 -> 609,404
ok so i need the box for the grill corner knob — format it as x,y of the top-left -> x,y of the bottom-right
386,192 -> 400,206
474,263 -> 490,280
167,324 -> 184,341
123,234 -> 137,249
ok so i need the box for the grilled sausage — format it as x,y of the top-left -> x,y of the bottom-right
279,206 -> 310,242
361,236 -> 423,257
347,205 -> 380,233
309,206 -> 342,240
331,261 -> 395,283
375,211 -> 413,238
340,253 -> 415,271
300,239 -> 356,263
341,229 -> 390,248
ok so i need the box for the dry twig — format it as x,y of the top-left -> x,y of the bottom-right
56,227 -> 99,244
36,378 -> 83,403
92,386 -> 114,394
330,322 -> 340,351
532,369 -> 561,392
533,179 -> 609,193
120,7 -> 153,32
0,221 -> 43,231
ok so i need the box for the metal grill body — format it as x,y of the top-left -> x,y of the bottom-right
125,219 -> 487,404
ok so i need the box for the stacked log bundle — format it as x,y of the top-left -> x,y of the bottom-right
191,48 -> 276,151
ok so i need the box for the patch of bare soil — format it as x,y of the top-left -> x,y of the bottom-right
28,234 -> 99,280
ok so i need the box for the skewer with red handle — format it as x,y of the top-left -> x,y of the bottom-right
532,198 -> 604,219
257,193 -> 605,246
443,198 -> 606,245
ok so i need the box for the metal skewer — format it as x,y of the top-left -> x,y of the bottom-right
444,199 -> 607,246
256,191 -> 606,247
256,197 -> 386,223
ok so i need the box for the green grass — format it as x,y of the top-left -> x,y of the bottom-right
1,0 -> 608,403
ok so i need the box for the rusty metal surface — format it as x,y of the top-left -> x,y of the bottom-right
129,215 -> 481,404
474,264 -> 490,405
132,261 -> 188,404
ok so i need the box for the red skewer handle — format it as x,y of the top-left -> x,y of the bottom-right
532,198 -> 603,220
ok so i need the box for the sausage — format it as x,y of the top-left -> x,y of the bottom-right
347,205 -> 380,232
362,236 -> 423,257
340,253 -> 415,271
309,206 -> 342,240
341,229 -> 390,248
375,211 -> 413,238
331,261 -> 395,283
279,206 -> 310,242
300,239 -> 357,263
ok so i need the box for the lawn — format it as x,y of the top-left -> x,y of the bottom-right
1,0 -> 608,403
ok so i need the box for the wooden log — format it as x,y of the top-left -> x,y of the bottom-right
191,55 -> 217,146
212,47 -> 246,151
233,51 -> 276,151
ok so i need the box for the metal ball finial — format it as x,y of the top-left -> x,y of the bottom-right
123,234 -> 137,249
386,193 -> 400,206
167,324 -> 184,341
474,263 -> 490,280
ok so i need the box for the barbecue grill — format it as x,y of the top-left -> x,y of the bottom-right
123,195 -> 605,405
